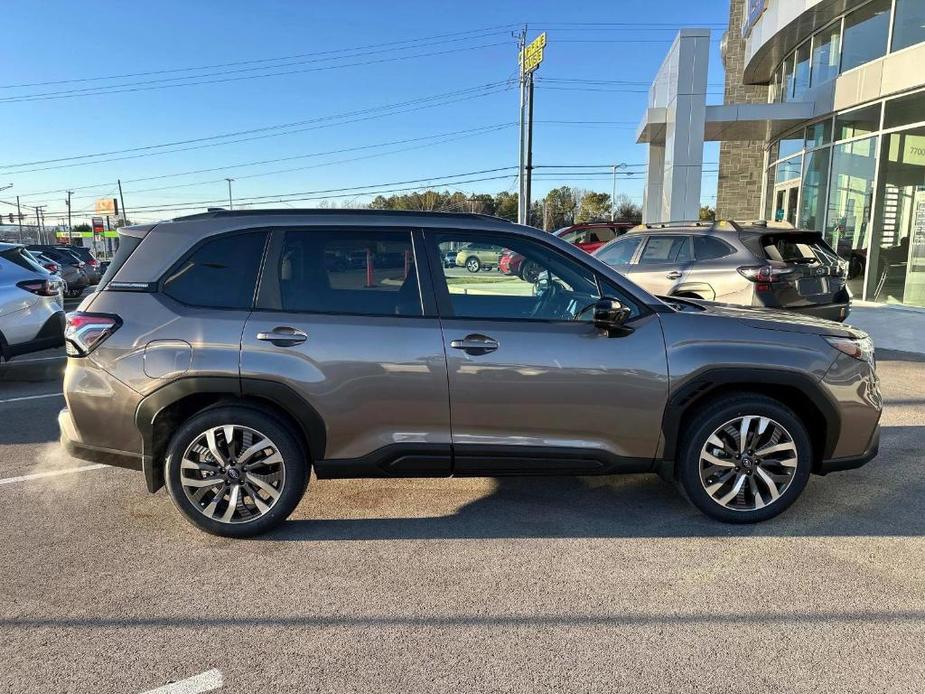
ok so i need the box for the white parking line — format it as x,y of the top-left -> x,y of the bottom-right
0,464 -> 107,486
0,392 -> 63,404
140,669 -> 223,694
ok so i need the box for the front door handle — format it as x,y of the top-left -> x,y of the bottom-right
256,327 -> 307,346
450,334 -> 499,355
665,271 -> 683,280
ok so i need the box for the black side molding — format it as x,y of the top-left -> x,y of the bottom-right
453,444 -> 652,476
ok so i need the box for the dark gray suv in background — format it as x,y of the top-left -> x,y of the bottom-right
594,220 -> 851,322
60,210 -> 881,537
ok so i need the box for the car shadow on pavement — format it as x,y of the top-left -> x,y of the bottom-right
263,424 -> 924,541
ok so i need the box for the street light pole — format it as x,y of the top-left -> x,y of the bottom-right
610,163 -> 628,221
225,178 -> 234,210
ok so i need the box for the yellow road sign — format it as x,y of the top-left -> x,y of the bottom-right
520,32 -> 547,74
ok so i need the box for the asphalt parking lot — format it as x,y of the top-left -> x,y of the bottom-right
0,329 -> 923,692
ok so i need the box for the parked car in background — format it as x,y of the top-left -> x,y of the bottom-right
60,210 -> 880,537
27,245 -> 91,297
24,250 -> 83,294
443,250 -> 457,268
0,243 -> 64,360
61,245 -> 102,285
555,222 -> 633,254
594,220 -> 851,322
455,242 -> 502,272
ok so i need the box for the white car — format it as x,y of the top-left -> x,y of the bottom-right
0,242 -> 65,360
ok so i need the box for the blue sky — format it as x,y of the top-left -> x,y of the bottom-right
0,0 -> 727,224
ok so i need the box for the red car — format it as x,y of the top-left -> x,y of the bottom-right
500,222 -> 634,281
554,222 -> 634,254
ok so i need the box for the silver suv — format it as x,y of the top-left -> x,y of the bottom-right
594,221 -> 851,322
59,210 -> 882,537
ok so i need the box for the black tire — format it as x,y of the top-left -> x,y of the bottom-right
676,394 -> 812,523
164,405 -> 309,537
465,256 -> 481,273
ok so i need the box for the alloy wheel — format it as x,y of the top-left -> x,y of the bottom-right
466,257 -> 480,272
698,415 -> 798,512
180,425 -> 286,524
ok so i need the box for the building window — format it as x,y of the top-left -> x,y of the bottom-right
826,136 -> 878,295
891,0 -> 925,53
793,41 -> 811,98
778,135 -> 804,159
884,90 -> 925,130
835,104 -> 881,140
781,55 -> 795,102
867,127 -> 925,307
805,120 -> 833,149
841,0 -> 891,72
811,22 -> 841,87
799,148 -> 831,232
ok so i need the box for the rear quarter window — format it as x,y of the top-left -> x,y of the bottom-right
162,231 -> 267,309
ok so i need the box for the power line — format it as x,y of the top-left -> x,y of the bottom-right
0,80 -> 515,173
0,41 -> 512,104
0,25 -> 519,90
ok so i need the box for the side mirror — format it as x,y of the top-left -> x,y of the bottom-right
593,298 -> 631,332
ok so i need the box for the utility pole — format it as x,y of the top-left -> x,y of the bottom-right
225,178 -> 234,210
117,179 -> 128,224
16,195 -> 23,243
66,191 -> 73,244
516,25 -> 527,225
34,205 -> 46,244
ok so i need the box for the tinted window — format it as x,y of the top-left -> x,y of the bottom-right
163,231 -> 266,309
435,233 -> 600,321
1,247 -> 44,273
278,230 -> 420,316
841,0 -> 890,72
639,236 -> 691,264
595,236 -> 641,265
692,236 -> 734,260
892,0 -> 925,53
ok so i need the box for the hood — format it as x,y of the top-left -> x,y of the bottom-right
660,297 -> 868,339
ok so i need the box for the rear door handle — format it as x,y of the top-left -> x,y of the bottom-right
256,327 -> 308,346
665,271 -> 683,280
450,334 -> 499,355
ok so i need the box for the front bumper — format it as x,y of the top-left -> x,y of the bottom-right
58,407 -> 142,471
818,424 -> 880,475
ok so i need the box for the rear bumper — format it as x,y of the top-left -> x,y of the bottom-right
1,311 -> 65,359
817,424 -> 879,475
58,407 -> 142,471
785,301 -> 850,322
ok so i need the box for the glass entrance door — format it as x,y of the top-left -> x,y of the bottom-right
772,183 -> 799,225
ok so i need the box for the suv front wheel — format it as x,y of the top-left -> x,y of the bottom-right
164,406 -> 309,537
677,394 -> 812,523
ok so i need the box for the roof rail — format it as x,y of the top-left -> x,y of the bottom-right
630,219 -> 742,232
170,208 -> 517,223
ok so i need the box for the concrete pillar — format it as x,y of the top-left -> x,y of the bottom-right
642,28 -> 710,222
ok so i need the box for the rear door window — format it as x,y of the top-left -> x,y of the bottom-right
277,230 -> 421,317
162,231 -> 267,309
692,235 -> 735,261
595,236 -> 642,265
638,235 -> 692,264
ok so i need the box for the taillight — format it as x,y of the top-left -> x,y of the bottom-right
88,258 -> 99,267
737,265 -> 799,283
64,312 -> 121,357
17,279 -> 61,297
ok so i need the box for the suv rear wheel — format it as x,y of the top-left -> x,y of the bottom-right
465,256 -> 481,273
677,394 -> 812,523
164,406 -> 309,537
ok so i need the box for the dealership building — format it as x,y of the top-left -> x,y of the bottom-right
638,0 -> 925,308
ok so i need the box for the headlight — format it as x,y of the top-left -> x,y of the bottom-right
824,335 -> 874,363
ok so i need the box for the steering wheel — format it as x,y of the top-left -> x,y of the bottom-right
530,276 -> 562,318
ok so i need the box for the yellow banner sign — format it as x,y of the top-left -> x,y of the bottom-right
520,32 -> 546,74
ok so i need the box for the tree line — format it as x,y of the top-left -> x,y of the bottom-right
368,186 -> 643,230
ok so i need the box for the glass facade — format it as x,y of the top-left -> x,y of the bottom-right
771,0 -> 922,105
764,91 -> 925,306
